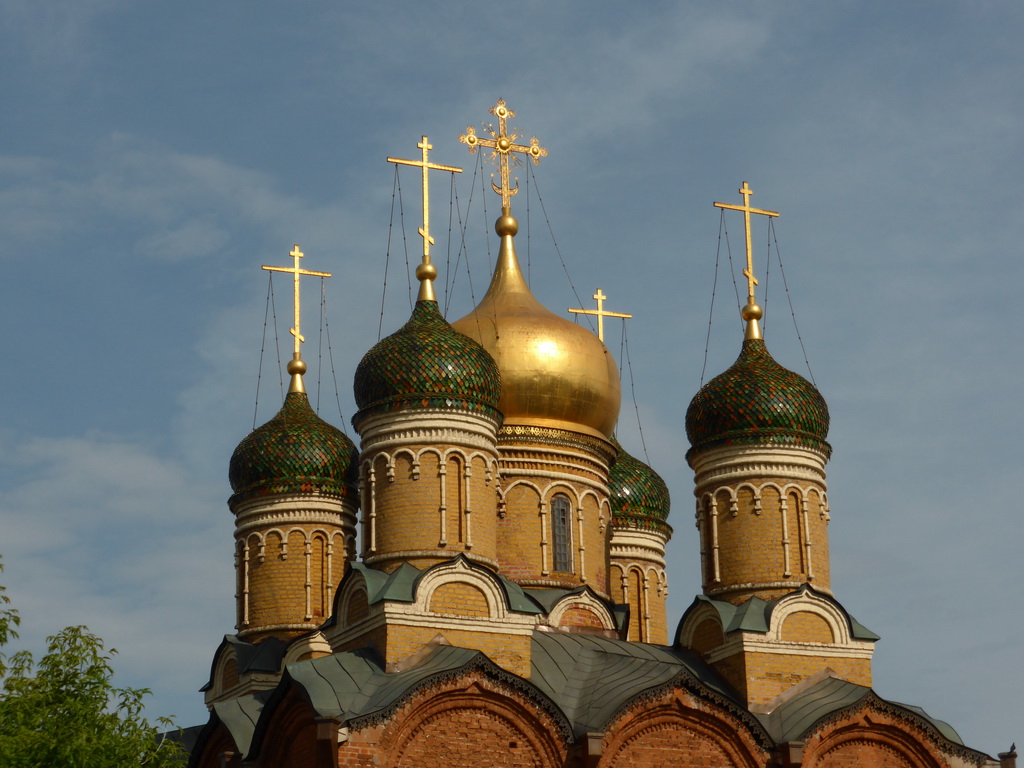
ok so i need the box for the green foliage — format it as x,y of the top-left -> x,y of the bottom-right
0,560 -> 186,767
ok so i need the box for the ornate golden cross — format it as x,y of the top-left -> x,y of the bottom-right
714,181 -> 779,302
459,100 -> 547,214
569,289 -> 632,342
262,245 -> 331,359
388,136 -> 462,301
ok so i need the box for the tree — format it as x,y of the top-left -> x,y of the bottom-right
0,559 -> 186,767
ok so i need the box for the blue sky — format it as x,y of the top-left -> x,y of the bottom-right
0,1 -> 1020,755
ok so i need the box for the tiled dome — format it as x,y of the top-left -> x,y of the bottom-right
353,300 -> 501,426
609,440 -> 671,535
686,338 -> 830,459
229,392 -> 358,503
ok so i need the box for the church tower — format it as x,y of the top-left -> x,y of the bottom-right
608,439 -> 672,644
677,184 -> 875,709
351,140 -> 503,573
227,247 -> 359,644
451,102 -> 620,604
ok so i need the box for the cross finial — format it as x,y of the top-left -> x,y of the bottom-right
569,288 -> 632,342
459,100 -> 547,215
262,245 -> 331,393
388,136 -> 463,302
714,182 -> 779,340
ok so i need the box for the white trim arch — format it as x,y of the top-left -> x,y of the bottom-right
766,590 -> 854,645
545,590 -> 617,632
413,558 -> 509,620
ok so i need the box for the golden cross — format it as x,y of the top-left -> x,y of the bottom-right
388,136 -> 462,301
459,100 -> 547,214
713,181 -> 779,302
569,289 -> 632,342
262,245 -> 331,359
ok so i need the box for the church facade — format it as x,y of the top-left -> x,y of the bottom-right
185,103 -> 1012,768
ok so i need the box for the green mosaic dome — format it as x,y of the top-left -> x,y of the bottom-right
229,392 -> 358,503
609,439 -> 672,536
685,338 -> 830,459
353,300 -> 501,426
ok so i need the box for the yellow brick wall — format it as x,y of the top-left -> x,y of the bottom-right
428,582 -> 491,617
690,617 -> 724,655
498,466 -> 610,594
780,610 -> 834,643
704,477 -> 830,603
365,445 -> 499,571
609,562 -> 668,644
384,624 -> 532,678
237,522 -> 348,642
740,651 -> 871,708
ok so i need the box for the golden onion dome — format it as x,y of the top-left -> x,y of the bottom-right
450,214 -> 620,439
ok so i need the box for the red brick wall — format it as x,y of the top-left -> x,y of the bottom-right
599,688 -> 768,768
802,704 -> 952,768
376,671 -> 568,768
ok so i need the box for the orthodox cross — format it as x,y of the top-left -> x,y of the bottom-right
459,100 -> 547,214
713,182 -> 779,302
262,245 -> 331,359
569,289 -> 632,342
388,136 -> 462,301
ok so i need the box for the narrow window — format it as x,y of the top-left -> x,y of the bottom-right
551,494 -> 573,573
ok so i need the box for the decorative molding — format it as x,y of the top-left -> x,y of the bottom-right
363,549 -> 499,570
282,631 -> 332,666
544,590 -> 616,631
690,444 -> 828,492
705,580 -> 834,599
498,423 -> 616,463
357,409 -> 500,453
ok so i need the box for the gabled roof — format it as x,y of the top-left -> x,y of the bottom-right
341,557 -> 545,614
757,673 -> 973,755
243,641 -> 573,760
200,634 -> 287,692
530,632 -> 764,741
677,586 -> 879,643
211,690 -> 272,756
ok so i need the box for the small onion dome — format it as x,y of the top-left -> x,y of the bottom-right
450,215 -> 621,440
686,338 -> 830,461
229,392 -> 358,503
352,300 -> 501,426
609,439 -> 671,536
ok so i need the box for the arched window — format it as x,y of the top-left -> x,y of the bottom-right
551,494 -> 573,573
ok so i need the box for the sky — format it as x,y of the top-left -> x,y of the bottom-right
0,0 -> 1020,756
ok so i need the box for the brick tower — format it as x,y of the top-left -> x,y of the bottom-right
227,248 -> 358,644
608,439 -> 672,644
676,183 -> 875,709
450,211 -> 619,600
351,267 -> 503,574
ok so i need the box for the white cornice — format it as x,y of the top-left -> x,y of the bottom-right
690,444 -> 827,492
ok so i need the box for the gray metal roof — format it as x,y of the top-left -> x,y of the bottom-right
211,691 -> 271,756
678,588 -> 879,642
530,631 -> 746,737
285,644 -> 480,721
758,675 -> 965,747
